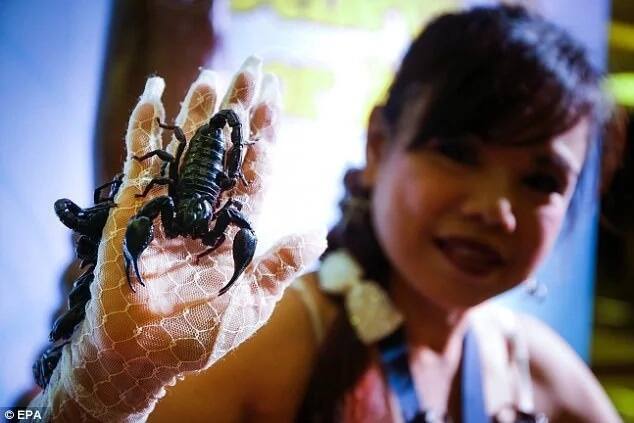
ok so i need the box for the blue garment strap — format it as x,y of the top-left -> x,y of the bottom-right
377,327 -> 426,422
462,328 -> 488,423
377,326 -> 488,423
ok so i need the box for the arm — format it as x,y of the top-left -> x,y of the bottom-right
519,314 -> 622,422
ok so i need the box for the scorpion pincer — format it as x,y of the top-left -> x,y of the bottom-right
123,109 -> 257,295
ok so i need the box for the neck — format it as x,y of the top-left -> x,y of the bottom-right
389,273 -> 469,359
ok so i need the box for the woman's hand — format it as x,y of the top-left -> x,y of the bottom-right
50,57 -> 326,422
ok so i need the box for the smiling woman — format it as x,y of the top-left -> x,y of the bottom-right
295,5 -> 621,422
29,4 -> 623,423
368,119 -> 590,309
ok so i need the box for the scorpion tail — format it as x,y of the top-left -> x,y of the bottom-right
49,302 -> 87,342
54,198 -> 83,230
219,228 -> 257,296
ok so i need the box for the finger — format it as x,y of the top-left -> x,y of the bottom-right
250,228 -> 327,298
230,74 -> 281,217
250,73 -> 281,142
99,78 -> 165,295
220,56 -> 262,126
119,77 -> 166,196
167,69 -> 219,153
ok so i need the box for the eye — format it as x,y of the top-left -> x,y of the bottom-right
429,137 -> 480,165
523,172 -> 565,194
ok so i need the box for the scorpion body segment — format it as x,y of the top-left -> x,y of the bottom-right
178,123 -> 225,201
124,109 -> 257,295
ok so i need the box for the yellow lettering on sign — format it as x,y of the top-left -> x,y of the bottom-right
231,0 -> 457,33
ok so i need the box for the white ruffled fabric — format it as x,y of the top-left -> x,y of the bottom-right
319,250 -> 403,344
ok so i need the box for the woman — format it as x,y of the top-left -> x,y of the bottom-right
33,5 -> 621,422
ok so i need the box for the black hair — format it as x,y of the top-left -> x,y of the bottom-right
296,5 -> 615,422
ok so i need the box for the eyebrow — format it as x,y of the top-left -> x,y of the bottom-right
534,153 -> 580,177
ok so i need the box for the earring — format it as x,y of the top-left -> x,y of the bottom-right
524,276 -> 548,302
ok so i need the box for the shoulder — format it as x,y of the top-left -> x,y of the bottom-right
517,313 -> 620,422
241,272 -> 340,418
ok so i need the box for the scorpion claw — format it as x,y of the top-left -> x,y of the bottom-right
123,216 -> 154,291
218,228 -> 257,296
124,259 -> 137,292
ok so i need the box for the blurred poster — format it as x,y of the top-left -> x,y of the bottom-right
210,0 -> 458,249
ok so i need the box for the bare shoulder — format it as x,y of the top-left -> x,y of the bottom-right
517,313 -> 621,422
149,272 -> 337,422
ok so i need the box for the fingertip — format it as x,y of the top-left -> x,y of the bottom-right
299,227 -> 329,261
278,229 -> 328,272
140,77 -> 165,104
258,73 -> 281,107
195,68 -> 218,88
253,229 -> 328,296
174,69 -> 219,134
123,79 -> 166,182
240,55 -> 263,77
249,73 -> 281,142
222,56 -> 263,110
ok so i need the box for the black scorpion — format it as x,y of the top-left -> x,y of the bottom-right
123,109 -> 257,295
33,174 -> 123,388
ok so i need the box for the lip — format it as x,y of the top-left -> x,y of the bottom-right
433,236 -> 505,278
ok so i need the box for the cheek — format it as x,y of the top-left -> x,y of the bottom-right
513,200 -> 568,277
370,156 -> 456,273
371,160 -> 422,260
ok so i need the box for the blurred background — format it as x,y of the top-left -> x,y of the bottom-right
0,0 -> 632,420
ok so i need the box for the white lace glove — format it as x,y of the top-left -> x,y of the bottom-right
31,56 -> 326,422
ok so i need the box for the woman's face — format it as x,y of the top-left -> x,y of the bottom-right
364,108 -> 590,309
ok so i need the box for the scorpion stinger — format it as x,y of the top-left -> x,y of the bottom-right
123,109 -> 260,294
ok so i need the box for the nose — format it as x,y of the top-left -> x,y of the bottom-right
460,188 -> 517,234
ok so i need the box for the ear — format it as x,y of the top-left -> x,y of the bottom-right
362,106 -> 389,186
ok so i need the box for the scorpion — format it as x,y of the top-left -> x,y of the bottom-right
33,174 -> 123,388
123,109 -> 257,296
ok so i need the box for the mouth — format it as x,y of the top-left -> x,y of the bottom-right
433,236 -> 505,278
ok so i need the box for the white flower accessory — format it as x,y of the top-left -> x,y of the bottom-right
318,250 -> 404,344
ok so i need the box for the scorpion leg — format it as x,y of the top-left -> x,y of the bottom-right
135,177 -> 176,199
160,160 -> 170,177
133,149 -> 175,164
124,196 -> 176,290
156,119 -> 187,185
200,198 -> 257,295
93,173 -> 124,204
